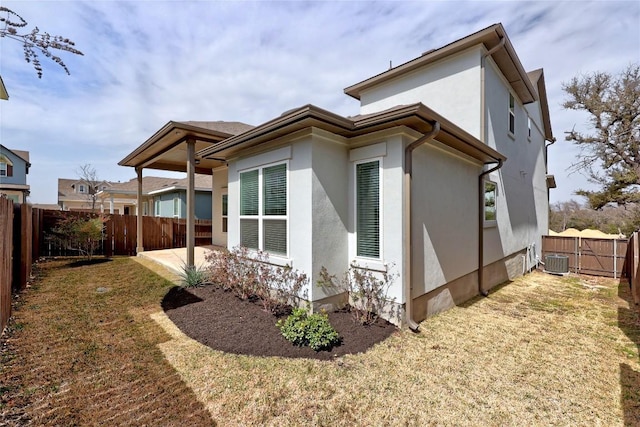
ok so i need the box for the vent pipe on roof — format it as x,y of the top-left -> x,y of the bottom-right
403,121 -> 440,332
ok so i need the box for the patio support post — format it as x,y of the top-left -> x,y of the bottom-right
186,138 -> 195,268
136,167 -> 144,254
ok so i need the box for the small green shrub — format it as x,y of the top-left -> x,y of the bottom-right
276,307 -> 340,351
178,264 -> 209,288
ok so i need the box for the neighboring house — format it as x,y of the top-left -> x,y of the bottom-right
58,178 -> 118,212
0,144 -> 30,203
97,174 -> 213,219
122,23 -> 554,327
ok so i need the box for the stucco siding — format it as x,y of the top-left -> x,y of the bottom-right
483,57 -> 548,264
227,140 -> 316,299
310,134 -> 349,300
359,46 -> 484,139
211,168 -> 228,246
347,135 -> 406,303
410,138 -> 482,296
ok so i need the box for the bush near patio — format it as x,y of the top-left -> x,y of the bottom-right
50,213 -> 109,261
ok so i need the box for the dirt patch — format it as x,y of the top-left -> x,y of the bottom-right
163,285 -> 398,360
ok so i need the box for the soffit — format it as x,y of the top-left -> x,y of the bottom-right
119,121 -> 252,174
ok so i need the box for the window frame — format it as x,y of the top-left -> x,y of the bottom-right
483,180 -> 498,227
508,92 -> 516,136
78,184 -> 86,193
527,116 -> 532,141
221,193 -> 228,233
173,196 -> 180,218
0,162 -> 6,177
354,157 -> 383,260
154,198 -> 160,217
238,161 -> 289,257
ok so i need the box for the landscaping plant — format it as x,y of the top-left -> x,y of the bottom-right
276,307 -> 340,351
205,246 -> 308,313
178,263 -> 209,288
318,262 -> 398,325
50,213 -> 109,261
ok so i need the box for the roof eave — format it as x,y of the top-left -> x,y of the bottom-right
344,23 -> 537,104
198,105 -> 354,159
119,121 -> 234,168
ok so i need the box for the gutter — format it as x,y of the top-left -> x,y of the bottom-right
403,121 -> 441,332
478,159 -> 504,296
476,36 -> 507,297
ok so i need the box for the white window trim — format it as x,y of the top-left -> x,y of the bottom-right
173,196 -> 180,218
221,191 -> 228,234
78,184 -> 86,193
0,162 -> 6,177
483,179 -> 498,228
353,157 -> 383,262
527,116 -> 532,142
154,198 -> 160,217
238,160 -> 289,258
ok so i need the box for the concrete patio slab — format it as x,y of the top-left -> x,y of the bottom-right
136,245 -> 222,276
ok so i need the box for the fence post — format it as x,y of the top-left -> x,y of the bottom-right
0,197 -> 14,334
631,231 -> 640,304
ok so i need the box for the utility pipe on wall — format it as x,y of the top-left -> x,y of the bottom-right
403,121 -> 440,332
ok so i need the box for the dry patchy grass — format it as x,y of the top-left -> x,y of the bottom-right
155,271 -> 640,426
0,257 -> 212,426
2,257 -> 639,426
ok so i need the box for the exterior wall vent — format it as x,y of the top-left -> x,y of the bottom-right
544,254 -> 569,275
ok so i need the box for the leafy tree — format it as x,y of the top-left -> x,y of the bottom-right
0,6 -> 83,78
52,213 -> 108,261
563,64 -> 640,209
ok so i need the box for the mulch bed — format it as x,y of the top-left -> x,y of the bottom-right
162,285 -> 398,361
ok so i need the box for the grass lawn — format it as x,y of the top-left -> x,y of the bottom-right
1,256 -> 639,426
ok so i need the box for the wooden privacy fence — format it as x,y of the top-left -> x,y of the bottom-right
2,205 -> 213,334
541,235 -> 629,278
0,197 -> 13,334
35,209 -> 213,257
625,232 -> 640,307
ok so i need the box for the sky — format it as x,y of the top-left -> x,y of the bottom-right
0,0 -> 638,205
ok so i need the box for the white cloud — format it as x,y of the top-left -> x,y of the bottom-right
0,0 -> 638,204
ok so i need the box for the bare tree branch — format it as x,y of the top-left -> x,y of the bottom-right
0,7 -> 83,78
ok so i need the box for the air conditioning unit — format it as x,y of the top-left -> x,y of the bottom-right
544,254 -> 569,275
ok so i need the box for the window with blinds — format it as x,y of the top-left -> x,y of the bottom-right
239,162 -> 287,255
356,160 -> 380,258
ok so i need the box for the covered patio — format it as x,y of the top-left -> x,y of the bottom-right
118,121 -> 253,267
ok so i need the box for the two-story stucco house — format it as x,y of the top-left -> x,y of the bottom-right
0,144 -> 30,203
121,23 -> 554,328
